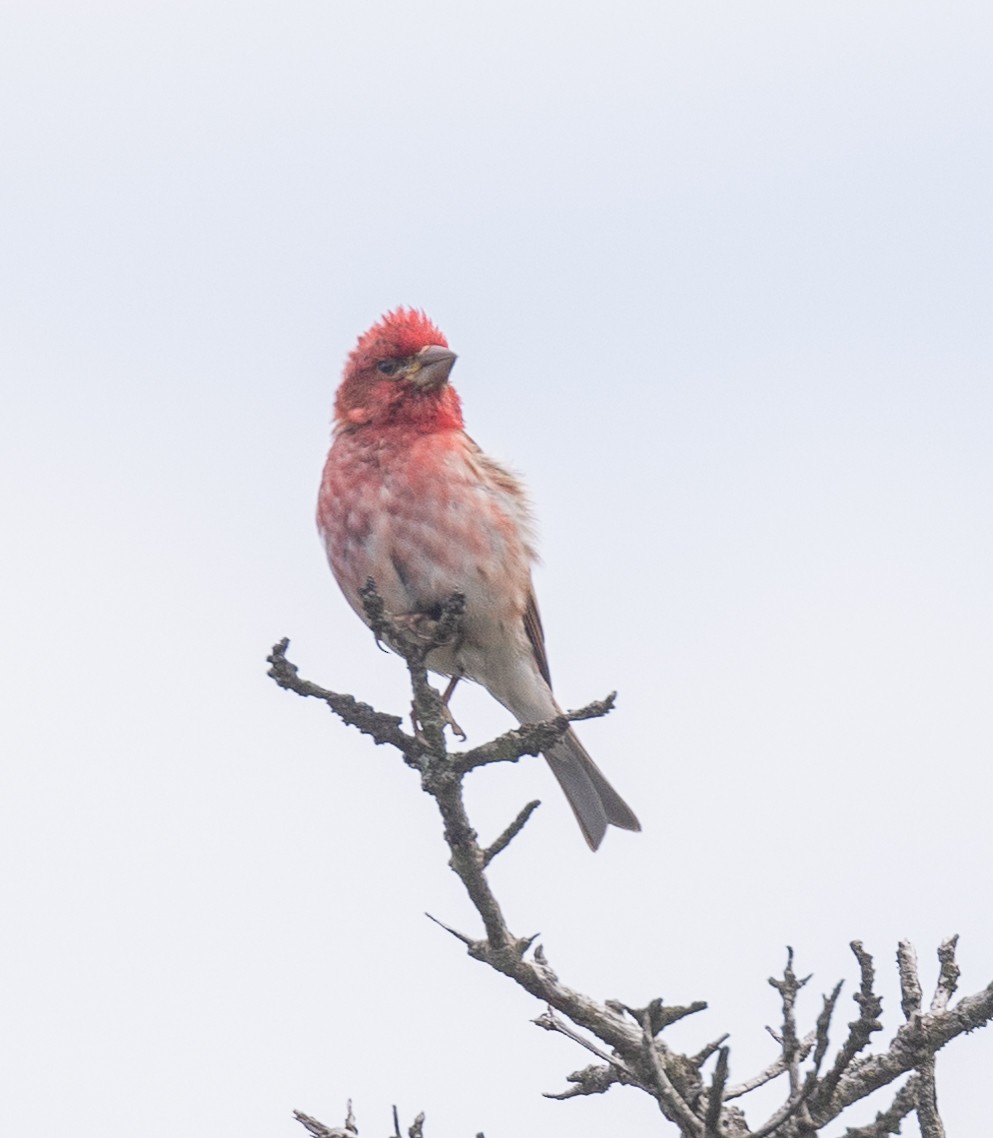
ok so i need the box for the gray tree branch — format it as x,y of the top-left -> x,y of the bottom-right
271,589 -> 993,1136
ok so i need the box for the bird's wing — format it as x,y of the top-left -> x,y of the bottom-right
523,589 -> 553,687
465,434 -> 549,686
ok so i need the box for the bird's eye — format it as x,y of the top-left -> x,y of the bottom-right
377,360 -> 402,376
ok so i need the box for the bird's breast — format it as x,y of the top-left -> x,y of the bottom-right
318,429 -> 533,646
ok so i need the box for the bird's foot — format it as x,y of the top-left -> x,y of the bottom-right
409,675 -> 467,741
409,700 -> 467,742
439,675 -> 466,739
440,702 -> 467,741
392,611 -> 459,646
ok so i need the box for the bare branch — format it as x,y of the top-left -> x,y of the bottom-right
725,1032 -> 815,1100
931,936 -> 961,1012
822,979 -> 993,1118
690,1034 -> 731,1070
838,1075 -> 919,1137
748,1087 -> 814,1138
639,1012 -> 704,1135
897,940 -> 923,1020
454,694 -> 616,774
533,1007 -> 634,1078
916,1057 -> 945,1138
425,911 -> 475,948
268,639 -> 413,752
271,613 -> 993,1137
811,941 -> 884,1113
482,800 -> 541,866
703,1047 -> 729,1138
543,1062 -> 626,1100
759,947 -> 819,1133
767,948 -> 809,1100
812,981 -> 845,1073
623,997 -> 708,1036
293,1103 -> 357,1137
896,940 -> 947,1138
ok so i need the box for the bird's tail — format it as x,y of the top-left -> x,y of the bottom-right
544,727 -> 641,850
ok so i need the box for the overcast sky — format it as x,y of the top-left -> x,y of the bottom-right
2,3 -> 992,1136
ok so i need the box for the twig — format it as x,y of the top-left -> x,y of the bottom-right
425,912 -> 475,948
454,695 -> 616,774
763,947 -> 817,1132
725,1031 -> 815,1100
838,1075 -> 919,1137
825,979 -> 993,1117
293,1102 -> 358,1137
271,605 -> 993,1135
690,1034 -> 731,1069
897,940 -> 946,1138
897,940 -> 923,1021
623,997 -> 708,1036
748,1082 -> 816,1138
639,1011 -> 704,1135
533,1007 -> 633,1076
543,1062 -> 626,1100
767,948 -> 809,1100
268,639 -> 412,751
703,1047 -> 729,1138
811,941 -> 884,1112
812,981 -> 845,1072
916,1058 -> 944,1138
482,801 -> 541,866
931,936 -> 961,1012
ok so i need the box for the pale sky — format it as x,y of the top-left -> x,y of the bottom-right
2,3 -> 992,1136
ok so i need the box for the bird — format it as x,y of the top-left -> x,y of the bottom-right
316,308 -> 640,849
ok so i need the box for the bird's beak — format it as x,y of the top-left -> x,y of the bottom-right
411,344 -> 457,389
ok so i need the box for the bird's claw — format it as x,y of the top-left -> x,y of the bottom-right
409,700 -> 467,742
392,611 -> 458,646
444,704 -> 467,741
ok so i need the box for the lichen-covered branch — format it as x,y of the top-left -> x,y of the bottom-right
292,1104 -> 449,1138
293,1102 -> 357,1137
271,589 -> 993,1136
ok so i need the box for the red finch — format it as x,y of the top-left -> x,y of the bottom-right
317,308 -> 640,849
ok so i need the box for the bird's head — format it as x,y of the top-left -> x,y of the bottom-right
334,308 -> 462,430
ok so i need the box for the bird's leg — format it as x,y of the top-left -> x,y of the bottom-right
439,676 -> 466,740
408,675 -> 466,741
391,611 -> 458,645
391,609 -> 466,739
